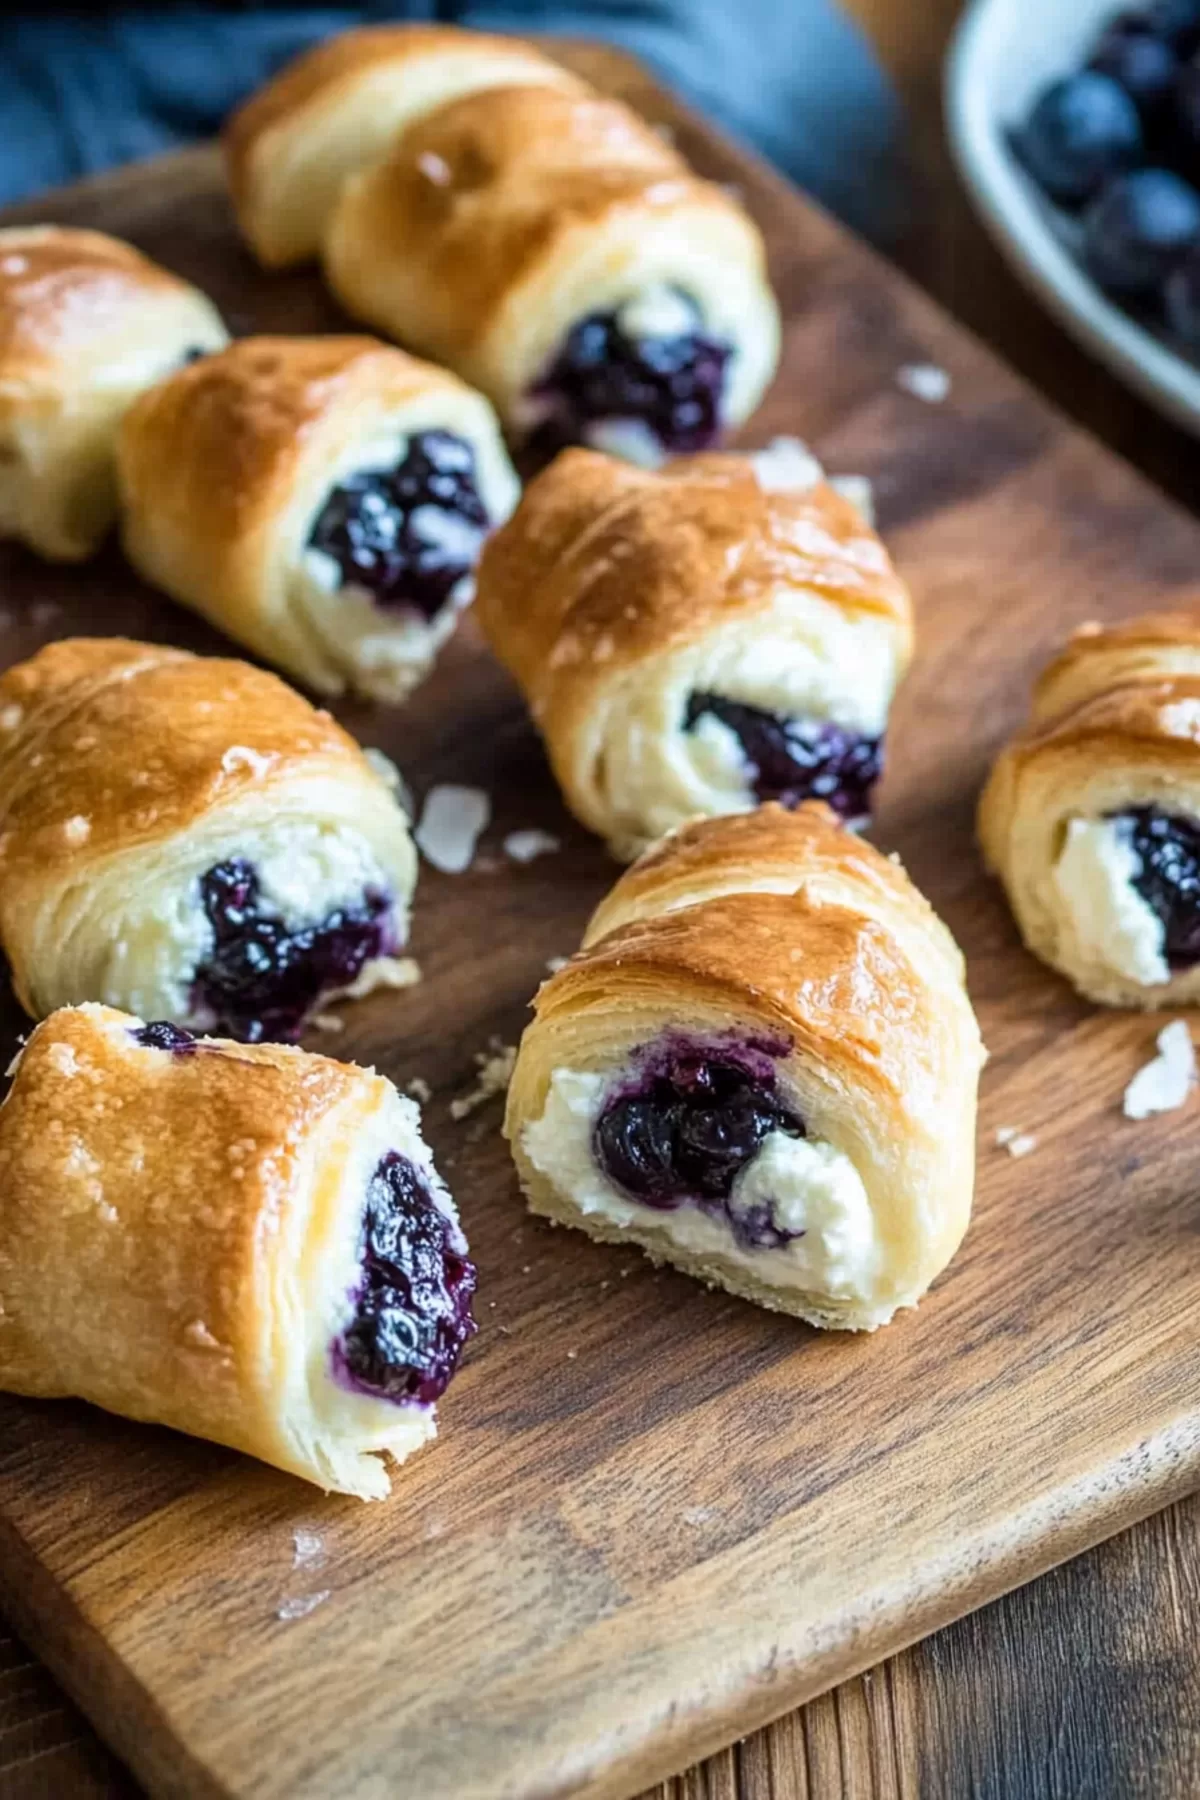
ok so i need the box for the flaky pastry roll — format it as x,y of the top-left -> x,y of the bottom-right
225,23 -> 581,268
475,443 -> 913,857
0,638 -> 416,1041
980,609 -> 1200,1007
323,79 -> 779,461
506,803 -> 983,1330
117,335 -> 518,703
0,1005 -> 475,1498
0,225 -> 227,561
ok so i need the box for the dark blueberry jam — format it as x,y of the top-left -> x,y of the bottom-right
336,1151 -> 476,1405
191,859 -> 392,1045
527,300 -> 730,457
180,345 -> 210,366
1116,805 -> 1200,967
593,1040 -> 805,1250
308,430 -> 489,621
132,1020 -> 198,1053
685,693 -> 883,824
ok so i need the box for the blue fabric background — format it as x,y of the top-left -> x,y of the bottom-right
0,3 -> 903,242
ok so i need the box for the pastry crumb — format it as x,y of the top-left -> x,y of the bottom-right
311,1012 -> 344,1034
340,955 -> 421,999
275,1591 -> 330,1622
416,783 -> 490,873
292,1529 -> 324,1568
896,362 -> 951,403
450,1040 -> 516,1119
682,1506 -> 714,1526
220,745 -> 273,778
566,1348 -> 578,1360
503,828 -> 561,864
751,435 -> 823,494
994,1127 -> 1038,1159
183,1319 -> 223,1352
405,1076 -> 432,1104
828,473 -> 876,526
1124,1020 -> 1196,1120
545,955 -> 570,974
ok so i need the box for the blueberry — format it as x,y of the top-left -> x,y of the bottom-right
192,859 -> 392,1043
1164,242 -> 1200,338
308,430 -> 489,621
131,1020 -> 198,1053
1089,21 -> 1179,118
684,693 -> 883,823
1119,807 -> 1200,966
1142,0 -> 1200,50
529,302 -> 730,458
1016,73 -> 1144,206
338,1152 -> 476,1405
1081,167 -> 1200,294
593,1052 -> 805,1218
593,1099 -> 678,1206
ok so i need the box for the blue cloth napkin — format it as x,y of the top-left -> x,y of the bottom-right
0,2 -> 902,242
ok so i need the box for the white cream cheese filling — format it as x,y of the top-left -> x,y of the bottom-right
598,596 -> 896,846
96,820 -> 397,1025
522,1067 -> 884,1308
1052,816 -> 1169,988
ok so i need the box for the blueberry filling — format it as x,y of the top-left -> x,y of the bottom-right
593,1041 -> 806,1250
307,430 -> 489,622
1114,805 -> 1200,967
190,859 -> 392,1045
527,302 -> 731,456
132,1020 -> 198,1053
685,693 -> 883,823
336,1151 -> 476,1405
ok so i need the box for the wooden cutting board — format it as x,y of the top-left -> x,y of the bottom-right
3,41 -> 1200,1800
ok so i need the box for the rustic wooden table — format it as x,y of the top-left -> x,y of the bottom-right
4,3 -> 1200,1795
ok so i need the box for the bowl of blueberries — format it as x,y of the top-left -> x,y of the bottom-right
948,0 -> 1200,433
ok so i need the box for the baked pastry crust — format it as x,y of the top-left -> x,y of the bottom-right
0,225 -> 227,560
225,23 -> 581,268
979,609 -> 1200,1007
475,446 -> 913,856
323,81 -> 779,435
0,637 -> 417,1031
117,335 -> 518,702
506,803 -> 983,1329
0,1004 -> 470,1497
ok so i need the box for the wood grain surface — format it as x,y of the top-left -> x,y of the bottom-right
3,29 -> 1200,1800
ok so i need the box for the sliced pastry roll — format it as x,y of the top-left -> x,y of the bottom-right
225,22 -> 581,268
0,225 -> 227,561
323,79 -> 780,462
0,638 -> 417,1042
117,336 -> 518,703
475,445 -> 913,857
0,1005 -> 475,1498
980,609 -> 1200,1007
506,804 -> 983,1330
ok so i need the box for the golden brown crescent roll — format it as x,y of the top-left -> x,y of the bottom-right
117,335 -> 518,703
475,443 -> 913,858
0,225 -> 227,561
225,23 -> 581,268
323,79 -> 780,461
0,638 -> 417,1041
505,803 -> 983,1330
980,608 -> 1200,1008
0,1004 -> 475,1498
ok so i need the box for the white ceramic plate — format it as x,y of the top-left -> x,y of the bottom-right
947,0 -> 1200,436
